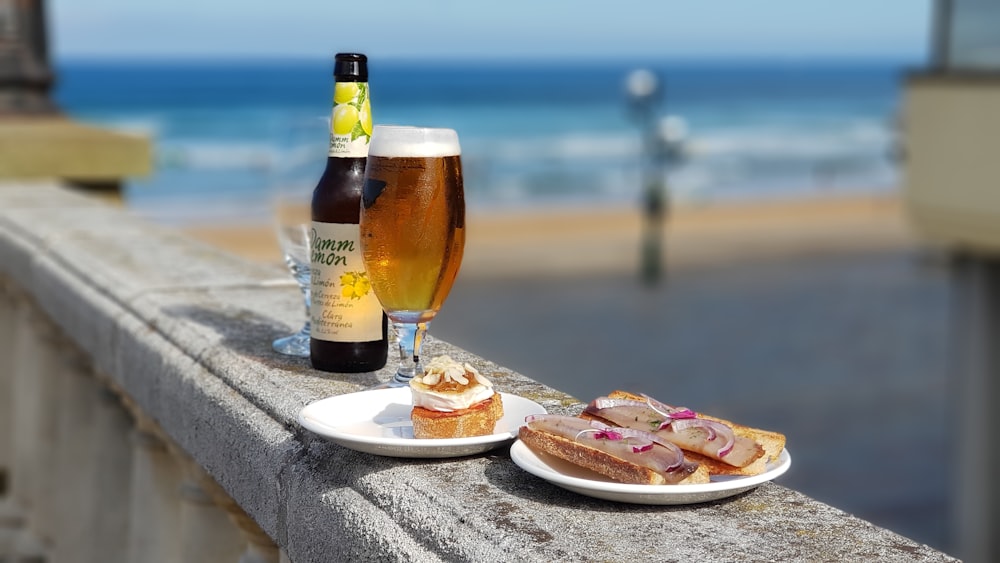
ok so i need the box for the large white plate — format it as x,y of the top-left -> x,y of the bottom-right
510,440 -> 791,505
298,387 -> 546,458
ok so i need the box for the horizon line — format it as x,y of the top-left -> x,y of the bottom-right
54,53 -> 928,66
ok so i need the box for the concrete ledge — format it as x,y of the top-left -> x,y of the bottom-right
0,182 -> 957,561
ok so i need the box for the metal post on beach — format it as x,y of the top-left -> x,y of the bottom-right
625,69 -> 686,287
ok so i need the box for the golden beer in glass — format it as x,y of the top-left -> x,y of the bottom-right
360,125 -> 465,384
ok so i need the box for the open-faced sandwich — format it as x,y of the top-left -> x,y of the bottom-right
518,390 -> 786,484
519,414 -> 710,484
410,355 -> 504,439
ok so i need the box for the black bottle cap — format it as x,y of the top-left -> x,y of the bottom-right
334,53 -> 368,81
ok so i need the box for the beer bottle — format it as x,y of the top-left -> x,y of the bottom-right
309,53 -> 388,372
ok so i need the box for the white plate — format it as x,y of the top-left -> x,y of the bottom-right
510,440 -> 791,505
298,387 -> 546,458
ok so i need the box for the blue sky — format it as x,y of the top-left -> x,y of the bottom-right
50,0 -> 932,61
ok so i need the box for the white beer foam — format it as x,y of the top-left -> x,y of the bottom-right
369,125 -> 461,157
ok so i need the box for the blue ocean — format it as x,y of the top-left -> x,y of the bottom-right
54,58 -> 907,225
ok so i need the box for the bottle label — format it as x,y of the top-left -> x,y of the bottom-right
310,221 -> 383,342
329,81 -> 372,158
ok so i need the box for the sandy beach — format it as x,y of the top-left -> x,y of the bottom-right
184,192 -> 917,276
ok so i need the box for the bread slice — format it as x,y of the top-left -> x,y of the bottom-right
596,390 -> 786,477
411,393 -> 504,439
519,425 -> 710,485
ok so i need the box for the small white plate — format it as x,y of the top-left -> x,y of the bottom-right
298,387 -> 546,458
510,440 -> 791,505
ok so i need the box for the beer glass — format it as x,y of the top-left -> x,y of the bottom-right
359,125 -> 465,386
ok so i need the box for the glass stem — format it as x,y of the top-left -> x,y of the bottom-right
392,321 -> 429,384
299,269 -> 312,335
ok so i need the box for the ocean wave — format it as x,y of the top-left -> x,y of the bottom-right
461,117 -> 893,163
98,116 -> 165,138
153,124 -> 892,172
464,133 -> 638,162
688,120 -> 892,159
131,117 -> 898,222
155,141 -> 278,171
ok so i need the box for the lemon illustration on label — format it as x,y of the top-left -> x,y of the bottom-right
340,271 -> 372,300
334,82 -> 360,105
333,104 -> 360,135
359,97 -> 372,136
330,82 -> 371,154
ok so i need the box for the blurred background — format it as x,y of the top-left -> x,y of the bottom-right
39,0 -> 980,557
52,2 -> 923,224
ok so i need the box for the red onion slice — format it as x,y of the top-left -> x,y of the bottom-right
638,394 -> 698,430
641,393 -> 674,418
668,418 -> 736,457
631,443 -> 654,453
574,428 -> 624,441
592,422 -> 685,469
669,418 -> 716,439
580,422 -> 665,456
642,394 -> 696,419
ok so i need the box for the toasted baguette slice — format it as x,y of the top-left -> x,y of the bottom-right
519,424 -> 709,485
600,390 -> 786,477
411,393 -> 504,439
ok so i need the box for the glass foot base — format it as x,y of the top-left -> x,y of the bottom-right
366,372 -> 414,390
272,330 -> 310,357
